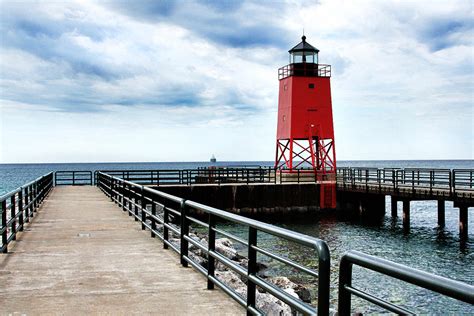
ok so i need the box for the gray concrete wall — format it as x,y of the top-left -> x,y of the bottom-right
154,184 -> 386,219
154,183 -> 321,217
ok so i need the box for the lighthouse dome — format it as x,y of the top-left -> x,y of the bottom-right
288,35 -> 319,64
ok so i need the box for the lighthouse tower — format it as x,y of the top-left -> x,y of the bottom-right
275,36 -> 336,208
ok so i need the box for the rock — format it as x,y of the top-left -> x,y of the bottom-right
266,276 -> 312,303
169,237 -> 180,246
257,262 -> 269,273
256,291 -> 292,315
216,238 -> 233,248
284,287 -> 299,299
214,271 -> 292,316
187,235 -> 198,249
216,260 -> 229,271
266,276 -> 297,289
189,251 -> 208,269
216,238 -> 242,261
294,285 -> 311,303
215,271 -> 247,296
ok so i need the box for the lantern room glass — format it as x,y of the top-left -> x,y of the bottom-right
290,51 -> 318,64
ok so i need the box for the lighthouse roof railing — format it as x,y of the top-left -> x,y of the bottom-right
278,63 -> 331,80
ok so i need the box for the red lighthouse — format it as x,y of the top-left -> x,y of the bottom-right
275,36 -> 336,208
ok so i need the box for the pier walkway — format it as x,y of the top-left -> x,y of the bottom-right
0,186 -> 243,315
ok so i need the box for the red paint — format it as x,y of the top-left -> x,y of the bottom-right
274,37 -> 337,208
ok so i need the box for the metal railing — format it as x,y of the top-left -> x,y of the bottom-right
453,169 -> 474,194
92,167 -> 474,199
1,172 -> 54,253
55,171 -> 93,186
338,250 -> 474,315
97,171 -> 331,315
278,63 -> 332,80
94,167 -> 333,186
96,168 -> 272,185
336,167 -> 473,200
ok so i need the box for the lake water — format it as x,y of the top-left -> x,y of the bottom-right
0,160 -> 472,313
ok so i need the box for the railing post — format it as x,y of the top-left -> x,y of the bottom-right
151,201 -> 156,238
163,203 -> 169,249
36,181 -> 40,209
338,256 -> 353,316
392,170 -> 397,192
24,187 -> 30,222
118,180 -> 123,207
134,188 -> 139,222
351,169 -> 355,188
378,169 -> 381,193
122,182 -> 127,212
10,195 -> 16,241
1,200 -> 7,253
451,171 -> 455,196
72,171 -> 76,186
342,168 -> 346,188
180,200 -> 189,267
29,185 -> 34,217
140,186 -> 146,230
39,177 -> 44,203
18,189 -> 24,231
110,178 -> 114,201
246,227 -> 257,313
32,182 -> 36,211
430,170 -> 433,195
365,169 -> 369,192
207,213 -> 216,290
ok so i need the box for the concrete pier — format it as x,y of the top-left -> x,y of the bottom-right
391,196 -> 397,217
437,200 -> 445,227
0,186 -> 242,315
459,205 -> 468,240
156,183 -> 321,216
403,200 -> 410,231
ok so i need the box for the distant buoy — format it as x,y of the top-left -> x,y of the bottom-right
210,154 -> 216,163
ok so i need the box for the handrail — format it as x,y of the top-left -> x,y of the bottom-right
1,172 -> 54,253
96,171 -> 331,315
91,167 -> 474,201
338,250 -> 474,315
336,167 -> 473,200
55,171 -> 93,186
94,167 -> 474,189
278,63 -> 332,80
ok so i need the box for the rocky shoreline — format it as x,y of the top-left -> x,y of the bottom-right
165,227 -> 312,315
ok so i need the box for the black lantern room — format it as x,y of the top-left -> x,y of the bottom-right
288,35 -> 319,64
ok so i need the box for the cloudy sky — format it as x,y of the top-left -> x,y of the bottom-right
0,0 -> 472,163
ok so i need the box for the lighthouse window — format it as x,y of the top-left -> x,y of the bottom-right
309,83 -> 315,89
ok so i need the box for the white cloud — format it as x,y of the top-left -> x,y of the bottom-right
0,0 -> 472,162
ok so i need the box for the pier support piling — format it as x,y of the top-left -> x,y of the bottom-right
391,196 -> 397,217
459,206 -> 468,240
437,200 -> 445,228
403,200 -> 410,231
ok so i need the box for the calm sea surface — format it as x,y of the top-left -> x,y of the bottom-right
0,160 -> 473,313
